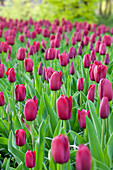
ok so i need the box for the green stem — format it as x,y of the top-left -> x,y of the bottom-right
11,83 -> 14,101
85,68 -> 88,95
54,91 -> 56,112
101,119 -> 105,150
19,102 -> 21,115
106,118 -> 109,143
63,120 -> 66,132
80,92 -> 82,106
30,121 -> 35,151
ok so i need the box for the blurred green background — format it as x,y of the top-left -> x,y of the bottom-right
0,0 -> 113,26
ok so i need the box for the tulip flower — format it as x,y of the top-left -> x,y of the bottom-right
90,49 -> 96,63
99,78 -> 113,101
0,42 -> 2,53
94,64 -> 107,83
102,35 -> 111,46
55,49 -> 60,59
59,53 -> 69,66
24,98 -> 38,121
83,54 -> 91,68
76,144 -> 91,170
95,40 -> 101,53
70,62 -> 75,75
99,43 -> 106,55
19,35 -> 25,43
0,64 -> 5,78
47,48 -> 55,60
17,47 -> 25,60
29,45 -> 34,55
77,77 -> 84,91
33,41 -> 40,52
15,129 -> 26,146
43,66 -> 47,80
89,42 -> 93,51
57,95 -> 72,120
51,134 -> 70,164
7,35 -> 15,45
0,91 -> 5,106
104,53 -> 109,65
80,40 -> 84,48
38,63 -> 43,75
25,150 -> 36,168
87,84 -> 95,102
2,42 -> 9,53
90,33 -> 96,43
6,68 -> 16,83
45,67 -> 54,82
31,31 -> 36,39
83,36 -> 89,46
76,32 -> 81,42
24,58 -> 33,72
78,109 -> 90,128
71,37 -> 76,45
15,84 -> 26,102
99,97 -> 109,119
50,71 -> 62,91
89,60 -> 100,81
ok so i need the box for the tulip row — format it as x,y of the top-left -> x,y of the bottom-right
0,16 -> 113,170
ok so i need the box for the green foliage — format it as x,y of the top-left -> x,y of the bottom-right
0,0 -> 98,23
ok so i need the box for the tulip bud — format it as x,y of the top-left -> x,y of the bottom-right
0,42 -> 2,53
54,38 -> 60,48
71,37 -> 76,45
57,95 -> 72,120
99,43 -> 106,55
94,64 -> 107,83
17,47 -> 25,60
77,77 -> 84,91
6,53 -> 11,62
50,71 -> 62,91
91,49 -> 96,63
99,78 -> 113,101
76,32 -> 81,42
38,63 -> 43,75
31,31 -> 36,39
6,68 -> 16,83
95,40 -> 101,53
6,103 -> 10,113
29,45 -> 34,55
7,35 -> 15,45
83,36 -> 89,46
0,64 -> 5,78
25,150 -> 36,168
78,109 -> 90,128
55,49 -> 60,59
102,35 -> 111,46
43,66 -> 47,80
45,67 -> 54,82
90,33 -> 96,43
99,97 -> 109,119
24,58 -> 33,72
76,144 -> 91,170
2,42 -> 9,53
59,53 -> 69,66
51,135 -> 70,164
80,40 -> 84,48
89,42 -> 93,51
0,91 -> 5,106
78,45 -> 83,55
19,35 -> 25,43
24,98 -> 37,121
83,54 -> 91,68
87,84 -> 95,102
15,129 -> 26,146
70,62 -> 75,75
15,84 -> 26,102
104,53 -> 109,65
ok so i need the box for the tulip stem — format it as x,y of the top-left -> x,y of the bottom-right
63,120 -> 66,132
80,92 -> 81,106
30,122 -> 35,150
101,119 -> 105,150
11,83 -> 14,101
85,68 -> 88,95
54,91 -> 56,112
106,118 -> 109,142
19,102 -> 21,115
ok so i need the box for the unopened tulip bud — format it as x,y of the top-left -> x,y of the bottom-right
70,62 -> 75,75
15,129 -> 26,146
25,150 -> 36,168
0,91 -> 5,106
50,71 -> 62,91
94,65 -> 107,83
104,53 -> 109,65
99,97 -> 109,119
78,45 -> 82,55
6,68 -> 16,83
38,63 -> 43,75
78,109 -> 90,128
77,77 -> 84,91
17,47 -> 25,60
24,58 -> 33,72
91,49 -> 96,63
87,84 -> 95,102
59,53 -> 69,66
83,54 -> 91,68
99,43 -> 106,55
15,84 -> 26,102
95,40 -> 101,53
0,64 -> 5,78
102,35 -> 111,46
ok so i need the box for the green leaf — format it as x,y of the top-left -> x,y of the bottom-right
53,120 -> 62,137
87,100 -> 101,142
49,150 -> 56,170
16,162 -> 23,170
109,112 -> 113,135
93,157 -> 110,170
0,118 -> 9,137
107,60 -> 113,74
8,97 -> 16,116
107,133 -> 113,162
86,116 -> 104,163
43,92 -> 57,133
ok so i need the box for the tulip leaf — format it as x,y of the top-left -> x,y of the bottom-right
86,116 -> 104,163
8,131 -> 25,164
0,118 -> 9,137
43,92 -> 57,133
35,120 -> 45,170
49,150 -> 56,170
109,112 -> 113,135
107,60 -> 113,74
107,133 -> 113,163
92,157 -> 110,170
53,120 -> 62,137
8,97 -> 17,116
87,100 -> 101,142
16,162 -> 23,170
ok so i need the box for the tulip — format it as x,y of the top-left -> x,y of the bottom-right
89,42 -> 93,51
15,84 -> 26,102
2,42 -> 9,53
57,95 -> 72,120
38,63 -> 43,75
87,84 -> 95,102
54,38 -> 60,48
50,40 -> 55,48
78,109 -> 90,128
104,53 -> 109,65
59,53 -> 69,66
7,35 -> 15,45
71,37 -> 76,45
99,78 -> 113,101
0,91 -> 5,106
89,60 -> 100,81
94,64 -> 107,83
83,36 -> 89,46
33,41 -> 40,52
25,150 -> 36,168
45,67 -> 54,82
90,49 -> 96,63
110,27 -> 113,35
32,96 -> 38,111
70,62 -> 75,75
90,33 -> 96,43
95,40 -> 101,53
0,64 -> 5,78
102,35 -> 111,46
78,45 -> 83,55
17,47 -> 25,60
31,31 -> 36,39
50,71 -> 62,91
15,129 -> 26,146
99,97 -> 109,119
24,58 -> 33,72
80,40 -> 84,48
6,68 -> 16,83
76,144 -> 91,170
83,54 -> 91,68
29,45 -> 34,55
99,43 -> 106,55
43,66 -> 47,80
6,53 -> 11,62
19,35 -> 25,43
51,134 -> 70,164
0,42 -> 2,53
47,48 -> 55,60
55,49 -> 60,59
77,77 -> 84,91
76,32 -> 81,42
24,98 -> 38,121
